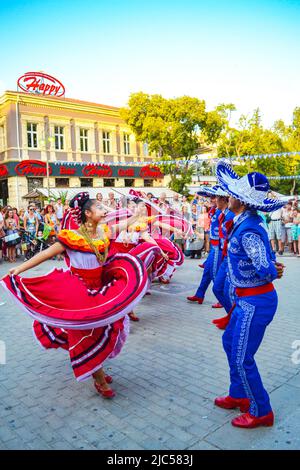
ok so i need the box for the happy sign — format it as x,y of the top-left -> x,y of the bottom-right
17,72 -> 65,97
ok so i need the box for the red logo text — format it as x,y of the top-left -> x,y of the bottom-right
17,72 -> 65,97
82,164 -> 113,178
139,165 -> 163,179
0,165 -> 9,178
15,160 -> 52,177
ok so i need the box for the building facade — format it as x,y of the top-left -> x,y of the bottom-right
0,91 -> 168,207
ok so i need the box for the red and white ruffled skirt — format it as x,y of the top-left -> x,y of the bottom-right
154,238 -> 184,280
1,253 -> 148,381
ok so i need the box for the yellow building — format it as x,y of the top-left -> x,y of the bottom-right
0,91 -> 169,207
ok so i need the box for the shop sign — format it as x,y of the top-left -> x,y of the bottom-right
118,168 -> 134,177
17,72 -> 65,97
139,165 -> 163,179
15,160 -> 52,177
82,164 -> 113,178
60,166 -> 76,176
0,164 -> 9,177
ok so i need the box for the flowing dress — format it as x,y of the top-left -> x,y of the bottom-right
1,227 -> 149,382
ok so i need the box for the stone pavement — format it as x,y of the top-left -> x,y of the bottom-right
0,256 -> 300,450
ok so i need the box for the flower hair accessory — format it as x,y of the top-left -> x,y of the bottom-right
69,192 -> 90,223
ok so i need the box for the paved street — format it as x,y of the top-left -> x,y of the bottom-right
0,256 -> 300,450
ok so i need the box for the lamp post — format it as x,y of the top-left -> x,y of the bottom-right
40,134 -> 54,199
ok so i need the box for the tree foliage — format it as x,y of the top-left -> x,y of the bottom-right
121,92 -> 300,195
217,107 -> 300,194
121,92 -> 224,192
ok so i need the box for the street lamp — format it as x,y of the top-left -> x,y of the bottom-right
40,134 -> 54,199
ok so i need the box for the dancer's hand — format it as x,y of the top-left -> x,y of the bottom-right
275,262 -> 285,279
161,251 -> 169,261
174,230 -> 185,238
8,267 -> 22,277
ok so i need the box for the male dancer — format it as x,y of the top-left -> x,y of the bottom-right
214,161 -> 285,428
187,186 -> 223,306
212,193 -> 235,329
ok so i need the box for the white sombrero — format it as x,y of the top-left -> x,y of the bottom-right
216,160 -> 286,212
197,185 -> 228,197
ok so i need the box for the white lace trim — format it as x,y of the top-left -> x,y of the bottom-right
235,300 -> 258,416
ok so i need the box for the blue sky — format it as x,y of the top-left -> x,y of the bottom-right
0,0 -> 299,127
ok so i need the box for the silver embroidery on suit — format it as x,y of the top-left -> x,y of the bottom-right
242,233 -> 269,270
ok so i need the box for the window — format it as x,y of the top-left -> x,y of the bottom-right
103,178 -> 115,187
55,178 -> 69,188
124,179 -> 135,187
123,133 -> 130,155
27,123 -> 38,148
80,178 -> 93,187
143,142 -> 149,157
144,179 -> 154,187
54,126 -> 64,150
27,177 -> 43,192
102,131 -> 111,154
80,128 -> 88,152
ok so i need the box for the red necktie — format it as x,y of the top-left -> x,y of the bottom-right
222,219 -> 234,258
208,206 -> 216,219
218,212 -> 225,239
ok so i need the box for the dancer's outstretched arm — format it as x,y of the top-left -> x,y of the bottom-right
6,242 -> 65,277
153,221 -> 185,238
110,214 -> 139,236
140,231 -> 169,260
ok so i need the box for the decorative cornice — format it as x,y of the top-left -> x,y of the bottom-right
0,91 -> 122,120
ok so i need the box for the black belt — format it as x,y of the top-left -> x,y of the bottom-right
271,219 -> 281,221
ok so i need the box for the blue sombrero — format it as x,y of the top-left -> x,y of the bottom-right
197,185 -> 228,197
216,160 -> 286,212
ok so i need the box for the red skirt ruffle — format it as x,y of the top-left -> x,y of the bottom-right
1,253 -> 149,330
154,238 -> 184,279
32,316 -> 129,382
109,241 -> 164,277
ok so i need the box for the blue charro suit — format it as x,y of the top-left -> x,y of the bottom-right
222,209 -> 278,417
212,208 -> 235,313
195,207 -> 222,299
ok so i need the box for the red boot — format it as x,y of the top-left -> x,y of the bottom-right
198,264 -> 205,269
187,296 -> 204,304
212,302 -> 223,308
214,396 -> 250,413
232,411 -> 274,428
212,314 -> 231,330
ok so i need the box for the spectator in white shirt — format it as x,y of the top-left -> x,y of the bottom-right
55,198 -> 64,223
171,194 -> 182,213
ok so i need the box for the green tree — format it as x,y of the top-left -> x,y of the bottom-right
217,108 -> 300,194
121,92 -> 224,192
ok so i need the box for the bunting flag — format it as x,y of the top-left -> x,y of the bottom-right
51,151 -> 300,167
268,175 -> 300,180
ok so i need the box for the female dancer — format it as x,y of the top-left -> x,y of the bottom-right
108,199 -> 169,321
1,192 -> 148,398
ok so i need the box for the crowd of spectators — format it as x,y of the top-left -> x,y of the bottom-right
0,191 -> 299,264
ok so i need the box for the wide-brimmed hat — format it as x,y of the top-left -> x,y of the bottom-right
197,185 -> 227,197
216,160 -> 286,212
197,185 -> 228,197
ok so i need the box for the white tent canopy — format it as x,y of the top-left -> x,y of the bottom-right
33,187 -> 180,201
